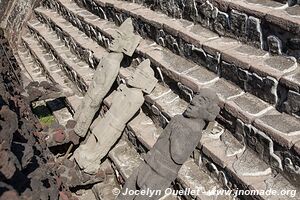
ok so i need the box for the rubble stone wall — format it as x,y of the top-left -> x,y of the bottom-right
0,32 -> 60,199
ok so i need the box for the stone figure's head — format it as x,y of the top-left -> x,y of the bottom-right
183,88 -> 220,122
109,18 -> 141,56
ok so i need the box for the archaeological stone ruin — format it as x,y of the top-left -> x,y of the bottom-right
0,0 -> 300,200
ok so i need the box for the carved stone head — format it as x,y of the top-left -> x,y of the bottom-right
183,88 -> 220,121
109,18 -> 141,56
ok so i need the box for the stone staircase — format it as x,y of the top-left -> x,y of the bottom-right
15,0 -> 300,199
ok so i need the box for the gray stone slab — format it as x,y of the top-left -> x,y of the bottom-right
253,109 -> 300,148
225,93 -> 272,123
108,140 -> 143,180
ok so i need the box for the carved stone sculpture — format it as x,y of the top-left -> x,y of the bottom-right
73,18 -> 141,137
109,18 -> 142,56
117,88 -> 220,200
73,52 -> 123,137
73,59 -> 157,174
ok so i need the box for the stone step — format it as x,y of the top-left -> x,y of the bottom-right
111,0 -> 300,61
125,111 -> 234,200
17,45 -> 49,84
38,0 -> 300,183
26,20 -> 94,93
22,34 -> 81,97
60,0 -> 300,117
34,7 -> 109,69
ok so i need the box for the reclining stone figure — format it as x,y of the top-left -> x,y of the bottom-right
117,88 -> 220,200
73,18 -> 141,137
73,52 -> 123,137
73,59 -> 157,174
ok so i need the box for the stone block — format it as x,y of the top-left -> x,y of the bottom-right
267,35 -> 282,55
229,10 -> 247,39
246,73 -> 278,105
282,90 -> 300,116
246,16 -> 262,48
180,66 -> 218,92
108,140 -> 143,180
209,78 -> 243,107
213,10 -> 230,36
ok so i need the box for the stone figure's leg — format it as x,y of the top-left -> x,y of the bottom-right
135,164 -> 170,200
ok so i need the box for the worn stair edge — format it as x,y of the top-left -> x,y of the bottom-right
198,126 -> 300,200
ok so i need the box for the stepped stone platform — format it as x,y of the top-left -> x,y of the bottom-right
4,0 -> 299,199
38,0 -> 300,179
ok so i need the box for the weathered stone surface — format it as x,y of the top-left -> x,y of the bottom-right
154,88 -> 189,118
92,173 -> 120,200
145,83 -> 171,105
127,59 -> 157,94
232,149 -> 271,177
225,93 -> 272,124
109,139 -> 143,180
229,10 -> 247,38
202,131 -> 242,168
195,0 -> 215,27
27,21 -> 94,91
222,44 -> 266,71
294,141 -> 300,156
246,16 -> 262,48
213,10 -> 230,36
264,56 -> 297,74
180,66 -> 218,92
246,72 -> 278,105
266,8 -> 300,35
203,37 -> 240,57
209,78 -> 243,106
283,90 -> 300,116
144,44 -> 196,82
180,23 -> 219,46
253,109 -> 300,148
267,35 -> 283,55
250,173 -> 300,200
281,70 -> 300,93
178,159 -> 231,200
74,189 -> 97,200
73,83 -> 144,173
74,52 -> 123,137
127,112 -> 161,149
109,18 -> 141,56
